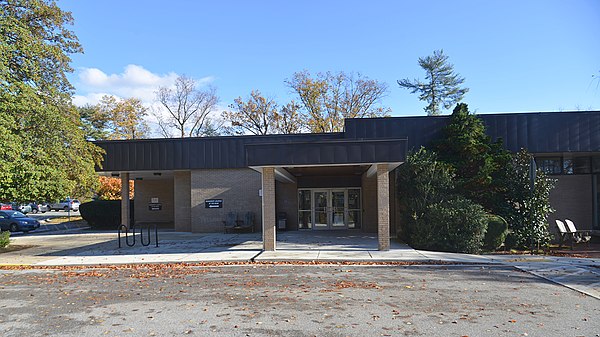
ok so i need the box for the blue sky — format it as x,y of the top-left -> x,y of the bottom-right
60,0 -> 600,117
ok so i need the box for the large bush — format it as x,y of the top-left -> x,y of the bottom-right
80,200 -> 134,229
410,197 -> 488,254
396,147 -> 455,241
397,148 -> 489,253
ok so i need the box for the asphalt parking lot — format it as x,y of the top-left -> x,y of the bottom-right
0,264 -> 598,337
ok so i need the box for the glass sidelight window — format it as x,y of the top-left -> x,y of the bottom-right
298,190 -> 312,229
347,189 -> 361,229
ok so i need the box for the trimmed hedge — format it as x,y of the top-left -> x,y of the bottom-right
409,196 -> 489,254
483,215 -> 508,251
79,200 -> 134,230
0,231 -> 9,248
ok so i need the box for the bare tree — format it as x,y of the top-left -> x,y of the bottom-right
275,101 -> 304,134
155,75 -> 219,138
286,70 -> 389,132
223,90 -> 279,135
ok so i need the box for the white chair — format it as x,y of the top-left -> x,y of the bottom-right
554,219 -> 570,249
564,219 -> 592,248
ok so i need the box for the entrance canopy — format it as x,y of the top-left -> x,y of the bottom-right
245,139 -> 407,167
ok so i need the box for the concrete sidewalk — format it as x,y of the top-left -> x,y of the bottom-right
1,229 -> 599,299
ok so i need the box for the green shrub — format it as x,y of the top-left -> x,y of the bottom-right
0,231 -> 10,248
498,150 -> 555,250
396,147 -> 455,241
79,200 -> 134,230
483,215 -> 508,251
409,196 -> 488,254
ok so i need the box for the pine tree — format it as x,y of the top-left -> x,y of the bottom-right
398,50 -> 469,116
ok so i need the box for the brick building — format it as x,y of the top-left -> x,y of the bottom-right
96,111 -> 600,251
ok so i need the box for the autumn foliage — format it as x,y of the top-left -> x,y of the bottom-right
97,176 -> 134,200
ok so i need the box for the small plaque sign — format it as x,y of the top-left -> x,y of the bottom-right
148,203 -> 162,211
205,199 -> 223,208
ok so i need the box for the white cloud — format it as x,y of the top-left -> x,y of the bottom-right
72,64 -> 214,106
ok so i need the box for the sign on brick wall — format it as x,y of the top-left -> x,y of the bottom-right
205,199 -> 223,208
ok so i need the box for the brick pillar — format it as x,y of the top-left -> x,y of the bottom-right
174,171 -> 191,232
121,172 -> 130,229
262,167 -> 276,251
377,164 -> 390,251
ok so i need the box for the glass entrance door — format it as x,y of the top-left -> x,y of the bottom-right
331,190 -> 346,228
298,188 -> 360,230
313,190 -> 329,229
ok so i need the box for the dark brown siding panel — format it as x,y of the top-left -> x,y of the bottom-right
96,111 -> 600,172
246,139 -> 407,167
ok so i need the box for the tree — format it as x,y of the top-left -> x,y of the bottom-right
96,176 -> 133,200
222,91 -> 305,135
434,103 -> 511,211
78,104 -> 110,141
96,96 -> 149,140
155,75 -> 219,138
500,149 -> 555,250
192,117 -> 224,137
223,90 -> 279,135
0,0 -> 103,202
286,70 -> 390,132
398,49 -> 468,116
396,147 -> 488,254
276,101 -> 304,134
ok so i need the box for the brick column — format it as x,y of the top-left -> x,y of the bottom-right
262,167 -> 276,251
377,164 -> 390,251
121,172 -> 130,229
174,171 -> 191,232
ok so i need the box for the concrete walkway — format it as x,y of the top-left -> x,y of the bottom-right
1,229 -> 599,299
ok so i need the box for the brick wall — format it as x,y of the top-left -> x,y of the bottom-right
174,171 -> 191,232
549,174 -> 593,230
134,178 -> 174,227
191,168 -> 262,232
361,172 -> 377,233
276,181 -> 298,230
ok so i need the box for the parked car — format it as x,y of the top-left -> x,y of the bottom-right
18,204 -> 32,214
0,204 -> 12,210
0,210 -> 40,233
49,199 -> 80,212
29,202 -> 50,213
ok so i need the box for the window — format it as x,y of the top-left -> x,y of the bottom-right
572,157 -> 591,174
536,158 -> 562,175
592,156 -> 600,173
563,159 -> 573,174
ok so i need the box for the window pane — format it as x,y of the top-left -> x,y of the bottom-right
593,156 -> 600,173
298,190 -> 311,210
563,159 -> 573,174
573,157 -> 591,174
348,210 -> 361,229
298,211 -> 312,229
348,189 -> 361,210
536,158 -> 562,175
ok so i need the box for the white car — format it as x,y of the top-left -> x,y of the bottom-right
49,199 -> 80,212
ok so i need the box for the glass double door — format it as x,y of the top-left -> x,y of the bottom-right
313,189 -> 346,229
298,188 -> 361,230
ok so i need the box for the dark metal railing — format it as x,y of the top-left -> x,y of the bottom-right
118,223 -> 159,248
